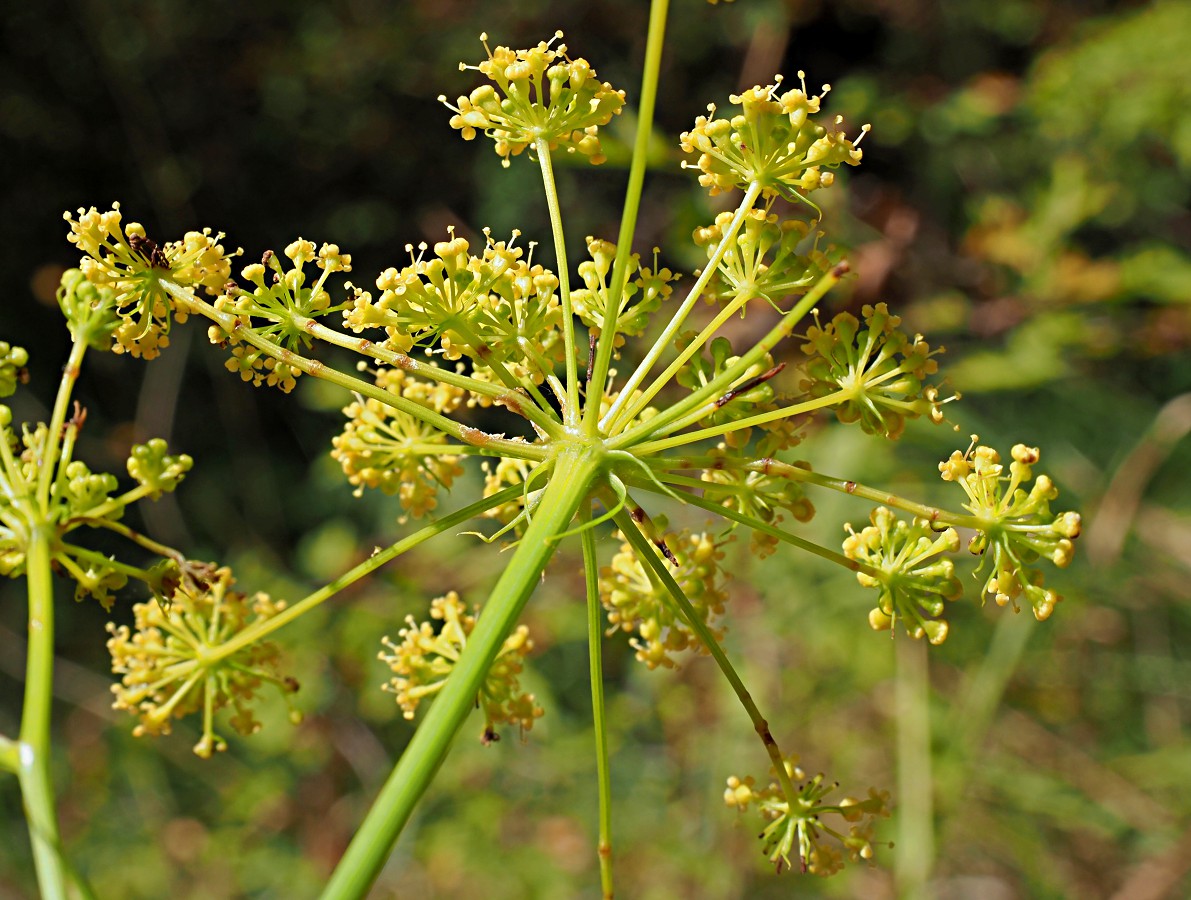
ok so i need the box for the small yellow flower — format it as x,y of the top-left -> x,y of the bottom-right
941,441 -> 1081,620
379,591 -> 543,742
599,529 -> 730,669
330,367 -> 466,522
680,74 -> 868,199
441,32 -> 626,167
65,204 -> 237,359
726,755 -> 891,874
106,567 -> 298,758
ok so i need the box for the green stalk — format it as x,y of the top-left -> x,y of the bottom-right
301,318 -> 565,438
535,140 -> 581,425
165,282 -> 547,461
211,485 -> 524,661
632,474 -> 880,579
583,0 -> 670,434
35,340 -> 87,508
320,447 -> 601,899
631,389 -> 848,455
610,263 -> 843,450
895,636 -> 933,899
722,457 -> 976,529
601,183 -> 762,435
19,526 -> 67,900
611,506 -> 799,806
580,514 -> 615,899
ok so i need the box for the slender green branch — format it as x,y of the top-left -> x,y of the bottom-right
601,181 -> 763,435
320,448 -> 602,900
611,504 -> 800,807
535,140 -> 581,425
210,485 -> 526,662
19,527 -> 68,900
632,389 -> 849,455
300,318 -> 565,438
580,510 -> 615,900
583,0 -> 671,435
707,456 -> 979,529
165,282 -> 548,462
75,518 -> 186,562
617,286 -> 754,431
610,263 -> 844,450
36,340 -> 88,509
69,481 -> 157,526
627,473 -> 878,579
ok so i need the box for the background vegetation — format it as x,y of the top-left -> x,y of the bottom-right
2,0 -> 1189,896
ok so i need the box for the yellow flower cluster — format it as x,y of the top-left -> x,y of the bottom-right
940,442 -> 1081,620
208,239 -> 351,392
442,32 -> 625,167
330,367 -> 466,521
725,755 -> 890,875
106,567 -> 297,758
680,74 -> 868,199
693,210 -> 830,308
344,229 -> 564,387
599,529 -> 729,669
701,447 -> 815,558
64,204 -> 236,359
843,506 -> 962,644
570,237 -> 679,351
379,591 -> 542,742
799,302 -> 945,439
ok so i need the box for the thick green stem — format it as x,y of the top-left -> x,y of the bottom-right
19,527 -> 67,900
320,448 -> 601,899
580,515 -> 615,899
535,141 -> 581,425
612,507 -> 799,806
583,0 -> 670,435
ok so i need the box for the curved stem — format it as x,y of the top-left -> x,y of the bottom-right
19,526 -> 67,900
601,182 -> 763,435
535,140 -> 581,425
580,510 -> 615,899
320,448 -> 601,900
165,282 -> 547,462
611,505 -> 800,807
583,0 -> 671,436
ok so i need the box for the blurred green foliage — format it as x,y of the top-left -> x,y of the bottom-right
2,1 -> 1189,897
